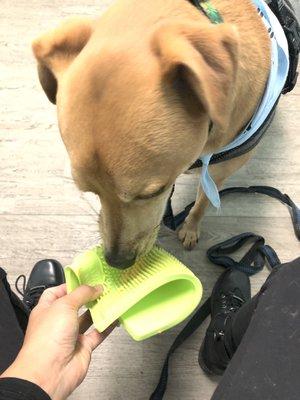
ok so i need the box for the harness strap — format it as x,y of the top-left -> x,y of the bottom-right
186,0 -> 299,173
266,0 -> 300,93
188,99 -> 278,168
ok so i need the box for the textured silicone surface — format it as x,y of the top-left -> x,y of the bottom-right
65,246 -> 202,341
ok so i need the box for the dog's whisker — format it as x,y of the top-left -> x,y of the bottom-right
55,174 -> 75,182
79,193 -> 100,217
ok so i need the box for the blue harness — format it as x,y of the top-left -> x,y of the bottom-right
196,0 -> 290,208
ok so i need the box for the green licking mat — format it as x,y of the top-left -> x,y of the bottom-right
64,246 -> 202,341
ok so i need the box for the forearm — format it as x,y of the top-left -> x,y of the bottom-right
0,348 -> 60,400
0,377 -> 51,400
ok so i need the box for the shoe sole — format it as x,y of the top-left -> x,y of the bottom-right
198,340 -> 225,376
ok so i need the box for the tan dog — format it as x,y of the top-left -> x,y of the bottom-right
32,0 -> 270,268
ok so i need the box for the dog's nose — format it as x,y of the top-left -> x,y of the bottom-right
105,251 -> 136,269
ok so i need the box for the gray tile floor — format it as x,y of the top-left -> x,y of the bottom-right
1,1 -> 299,399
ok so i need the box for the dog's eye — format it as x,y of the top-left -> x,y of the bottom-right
135,185 -> 167,200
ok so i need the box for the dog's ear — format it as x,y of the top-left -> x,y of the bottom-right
32,17 -> 94,104
152,22 -> 239,131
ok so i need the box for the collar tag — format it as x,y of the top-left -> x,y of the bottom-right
193,0 -> 224,24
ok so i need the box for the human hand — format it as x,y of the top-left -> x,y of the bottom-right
1,284 -> 115,400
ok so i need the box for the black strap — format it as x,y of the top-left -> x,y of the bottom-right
219,186 -> 300,240
150,298 -> 211,400
266,0 -> 300,93
155,183 -> 300,399
162,186 -> 176,231
207,232 -> 281,274
163,185 -> 300,241
188,99 -> 277,169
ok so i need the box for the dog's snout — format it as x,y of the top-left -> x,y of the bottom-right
105,251 -> 136,269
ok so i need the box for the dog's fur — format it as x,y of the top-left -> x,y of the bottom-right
32,0 -> 270,268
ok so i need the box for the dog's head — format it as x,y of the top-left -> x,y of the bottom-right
33,16 -> 239,268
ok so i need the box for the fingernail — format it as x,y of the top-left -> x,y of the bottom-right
94,284 -> 103,293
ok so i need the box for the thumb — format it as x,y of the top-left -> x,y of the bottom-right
64,284 -> 103,311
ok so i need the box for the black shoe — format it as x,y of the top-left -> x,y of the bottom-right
15,259 -> 65,310
199,269 -> 251,375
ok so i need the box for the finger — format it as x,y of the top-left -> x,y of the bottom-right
79,310 -> 93,334
64,285 -> 103,311
37,284 -> 67,307
81,323 -> 117,352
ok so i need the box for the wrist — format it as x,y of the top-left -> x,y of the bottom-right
0,349 -> 61,399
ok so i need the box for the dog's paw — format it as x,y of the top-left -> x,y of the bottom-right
178,222 -> 200,250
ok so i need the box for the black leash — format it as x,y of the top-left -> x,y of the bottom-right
207,232 -> 281,275
149,298 -> 211,400
220,186 -> 300,241
163,185 -> 300,240
152,185 -> 299,400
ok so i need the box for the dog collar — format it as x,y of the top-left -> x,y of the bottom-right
194,0 -> 289,208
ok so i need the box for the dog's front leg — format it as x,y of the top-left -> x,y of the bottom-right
178,152 -> 254,250
178,177 -> 224,250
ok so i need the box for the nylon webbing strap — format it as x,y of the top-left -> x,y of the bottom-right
163,185 -> 300,241
266,0 -> 300,93
219,186 -> 300,240
150,298 -> 211,400
207,232 -> 281,274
